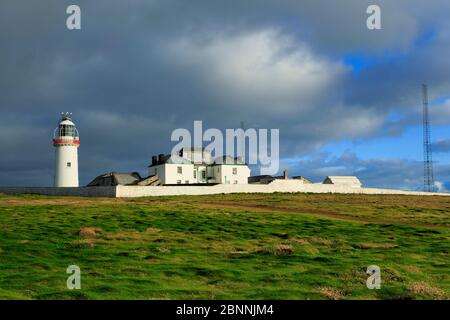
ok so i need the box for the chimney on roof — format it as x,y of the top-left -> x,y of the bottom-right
158,154 -> 164,163
283,170 -> 288,180
152,156 -> 157,165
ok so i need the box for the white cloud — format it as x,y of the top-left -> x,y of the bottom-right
165,28 -> 388,155
434,181 -> 447,192
167,29 -> 348,115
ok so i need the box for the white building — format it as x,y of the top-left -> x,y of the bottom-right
148,148 -> 250,185
53,113 -> 80,187
323,176 -> 362,188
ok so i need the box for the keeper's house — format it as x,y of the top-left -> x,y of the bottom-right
148,148 -> 250,185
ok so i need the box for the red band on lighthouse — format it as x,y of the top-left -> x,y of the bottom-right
53,138 -> 80,146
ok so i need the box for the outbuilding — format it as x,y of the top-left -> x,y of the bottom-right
323,176 -> 362,188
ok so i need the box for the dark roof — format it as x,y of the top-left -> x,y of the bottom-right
292,176 -> 313,183
148,155 -> 192,167
180,147 -> 207,152
137,175 -> 161,186
87,172 -> 142,186
248,175 -> 274,183
212,156 -> 246,165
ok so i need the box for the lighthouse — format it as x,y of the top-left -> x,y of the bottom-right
53,112 -> 80,187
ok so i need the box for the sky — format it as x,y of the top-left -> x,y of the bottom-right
0,0 -> 449,191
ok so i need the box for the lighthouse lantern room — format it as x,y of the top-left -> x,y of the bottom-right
53,112 -> 80,187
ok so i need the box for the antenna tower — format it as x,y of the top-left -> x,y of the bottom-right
422,84 -> 436,192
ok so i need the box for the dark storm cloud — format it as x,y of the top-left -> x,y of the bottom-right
1,0 -> 450,186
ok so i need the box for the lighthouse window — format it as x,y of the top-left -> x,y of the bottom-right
67,162 -> 71,167
59,125 -> 76,137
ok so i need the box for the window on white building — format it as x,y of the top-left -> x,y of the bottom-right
232,167 -> 237,175
202,171 -> 206,179
177,166 -> 182,174
177,180 -> 181,184
193,170 -> 197,179
67,162 -> 71,167
234,180 -> 238,184
185,180 -> 189,184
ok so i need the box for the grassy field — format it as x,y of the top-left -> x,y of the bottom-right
0,192 -> 449,300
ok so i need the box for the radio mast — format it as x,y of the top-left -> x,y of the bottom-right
422,84 -> 435,192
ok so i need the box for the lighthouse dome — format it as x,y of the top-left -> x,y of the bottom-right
59,119 -> 75,126
54,113 -> 79,139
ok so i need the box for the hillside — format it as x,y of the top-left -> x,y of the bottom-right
0,192 -> 448,300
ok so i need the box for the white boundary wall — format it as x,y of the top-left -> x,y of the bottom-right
0,187 -> 116,197
115,180 -> 450,197
1,181 -> 449,198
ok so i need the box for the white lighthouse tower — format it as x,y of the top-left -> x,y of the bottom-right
53,112 -> 80,187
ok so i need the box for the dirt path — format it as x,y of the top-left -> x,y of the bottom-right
201,202 -> 450,229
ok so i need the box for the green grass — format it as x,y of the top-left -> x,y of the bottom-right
0,192 -> 449,300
